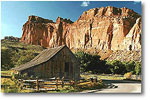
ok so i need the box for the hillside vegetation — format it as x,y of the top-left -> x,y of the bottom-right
1,39 -> 45,71
1,39 -> 141,76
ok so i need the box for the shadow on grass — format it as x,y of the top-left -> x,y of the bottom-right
102,79 -> 141,84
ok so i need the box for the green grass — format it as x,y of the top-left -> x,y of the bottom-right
81,74 -> 125,80
46,83 -> 105,93
1,74 -> 105,93
1,70 -> 12,77
1,76 -> 35,93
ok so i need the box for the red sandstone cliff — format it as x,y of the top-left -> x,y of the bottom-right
21,6 -> 141,51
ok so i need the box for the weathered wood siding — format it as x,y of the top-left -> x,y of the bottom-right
21,47 -> 80,80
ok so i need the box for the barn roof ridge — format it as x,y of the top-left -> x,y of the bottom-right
13,45 -> 66,71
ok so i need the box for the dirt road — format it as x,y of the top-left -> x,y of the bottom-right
80,80 -> 141,93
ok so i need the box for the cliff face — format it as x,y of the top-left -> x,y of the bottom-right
21,16 -> 72,48
21,6 -> 141,51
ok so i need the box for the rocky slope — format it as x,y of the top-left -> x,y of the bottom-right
21,6 -> 142,61
107,50 -> 141,62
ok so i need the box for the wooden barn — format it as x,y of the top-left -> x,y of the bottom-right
13,45 -> 80,81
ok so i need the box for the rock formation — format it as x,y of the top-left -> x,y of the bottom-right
21,6 -> 141,52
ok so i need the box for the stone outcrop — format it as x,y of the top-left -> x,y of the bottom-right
120,18 -> 141,51
21,6 -> 141,52
21,15 -> 73,48
107,50 -> 141,62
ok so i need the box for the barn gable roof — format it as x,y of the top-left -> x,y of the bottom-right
13,45 -> 68,71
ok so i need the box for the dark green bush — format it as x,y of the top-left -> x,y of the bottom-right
75,51 -> 108,74
1,49 -> 14,70
124,61 -> 136,74
106,60 -> 127,74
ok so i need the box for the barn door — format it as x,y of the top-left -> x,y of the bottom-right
69,63 -> 73,79
65,62 -> 73,79
65,62 -> 69,79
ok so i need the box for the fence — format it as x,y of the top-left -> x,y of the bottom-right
20,78 -> 78,91
20,77 -> 98,91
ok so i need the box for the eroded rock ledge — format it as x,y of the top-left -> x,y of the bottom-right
21,6 -> 141,52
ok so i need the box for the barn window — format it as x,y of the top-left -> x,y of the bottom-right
129,45 -> 132,51
65,62 -> 69,72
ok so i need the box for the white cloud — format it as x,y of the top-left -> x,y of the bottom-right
133,1 -> 141,4
81,1 -> 90,7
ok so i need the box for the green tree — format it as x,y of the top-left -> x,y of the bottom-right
109,60 -> 126,74
124,61 -> 136,73
135,62 -> 141,75
75,51 -> 107,74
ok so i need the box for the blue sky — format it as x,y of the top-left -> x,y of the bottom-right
1,1 -> 141,39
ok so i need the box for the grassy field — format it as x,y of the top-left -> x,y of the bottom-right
1,71 -> 106,93
2,70 -> 141,93
1,77 -> 104,93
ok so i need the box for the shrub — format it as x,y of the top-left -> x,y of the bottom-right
1,76 -> 23,93
1,49 -> 14,70
124,72 -> 132,79
77,81 -> 104,90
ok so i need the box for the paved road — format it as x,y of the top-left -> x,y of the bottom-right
80,80 -> 141,93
